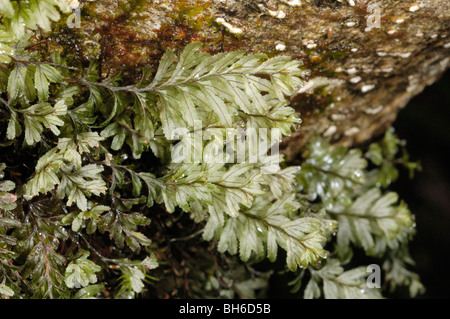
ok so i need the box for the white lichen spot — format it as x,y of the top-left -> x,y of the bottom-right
399,52 -> 412,58
350,76 -> 362,83
306,43 -> 317,49
347,0 -> 356,7
346,21 -> 356,27
331,113 -> 346,121
390,52 -> 412,58
387,29 -> 397,35
395,18 -> 405,24
376,51 -> 388,57
346,67 -> 358,74
344,127 -> 360,136
415,30 -> 424,37
361,84 -> 375,93
365,105 -> 384,114
335,67 -> 344,73
444,42 -> 450,49
431,34 -> 438,39
323,125 -> 337,137
409,5 -> 420,12
275,42 -> 286,51
381,67 -> 394,73
215,18 -> 243,34
298,77 -> 344,94
268,9 -> 286,19
281,0 -> 302,6
351,48 -> 358,52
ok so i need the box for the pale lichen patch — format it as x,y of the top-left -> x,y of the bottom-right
275,42 -> 286,51
361,84 -> 375,93
365,105 -> 384,115
268,9 -> 286,19
393,52 -> 412,58
303,39 -> 317,49
280,0 -> 301,6
331,113 -> 346,121
350,76 -> 361,83
381,67 -> 394,73
215,18 -> 243,34
322,125 -> 337,137
344,127 -> 360,136
346,67 -> 358,74
297,77 -> 344,94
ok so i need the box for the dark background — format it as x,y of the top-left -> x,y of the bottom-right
392,69 -> 450,299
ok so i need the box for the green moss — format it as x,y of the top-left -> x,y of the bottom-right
301,45 -> 349,78
291,84 -> 336,119
169,0 -> 213,31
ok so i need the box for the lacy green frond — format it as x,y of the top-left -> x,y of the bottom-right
328,188 -> 414,258
208,193 -> 329,271
0,163 -> 17,211
303,259 -> 382,299
296,137 -> 367,203
0,0 -> 70,37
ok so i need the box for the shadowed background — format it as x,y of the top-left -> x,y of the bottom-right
393,70 -> 450,299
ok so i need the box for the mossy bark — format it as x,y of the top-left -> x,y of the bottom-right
64,0 -> 449,158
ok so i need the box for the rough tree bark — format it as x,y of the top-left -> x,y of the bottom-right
69,0 -> 450,159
